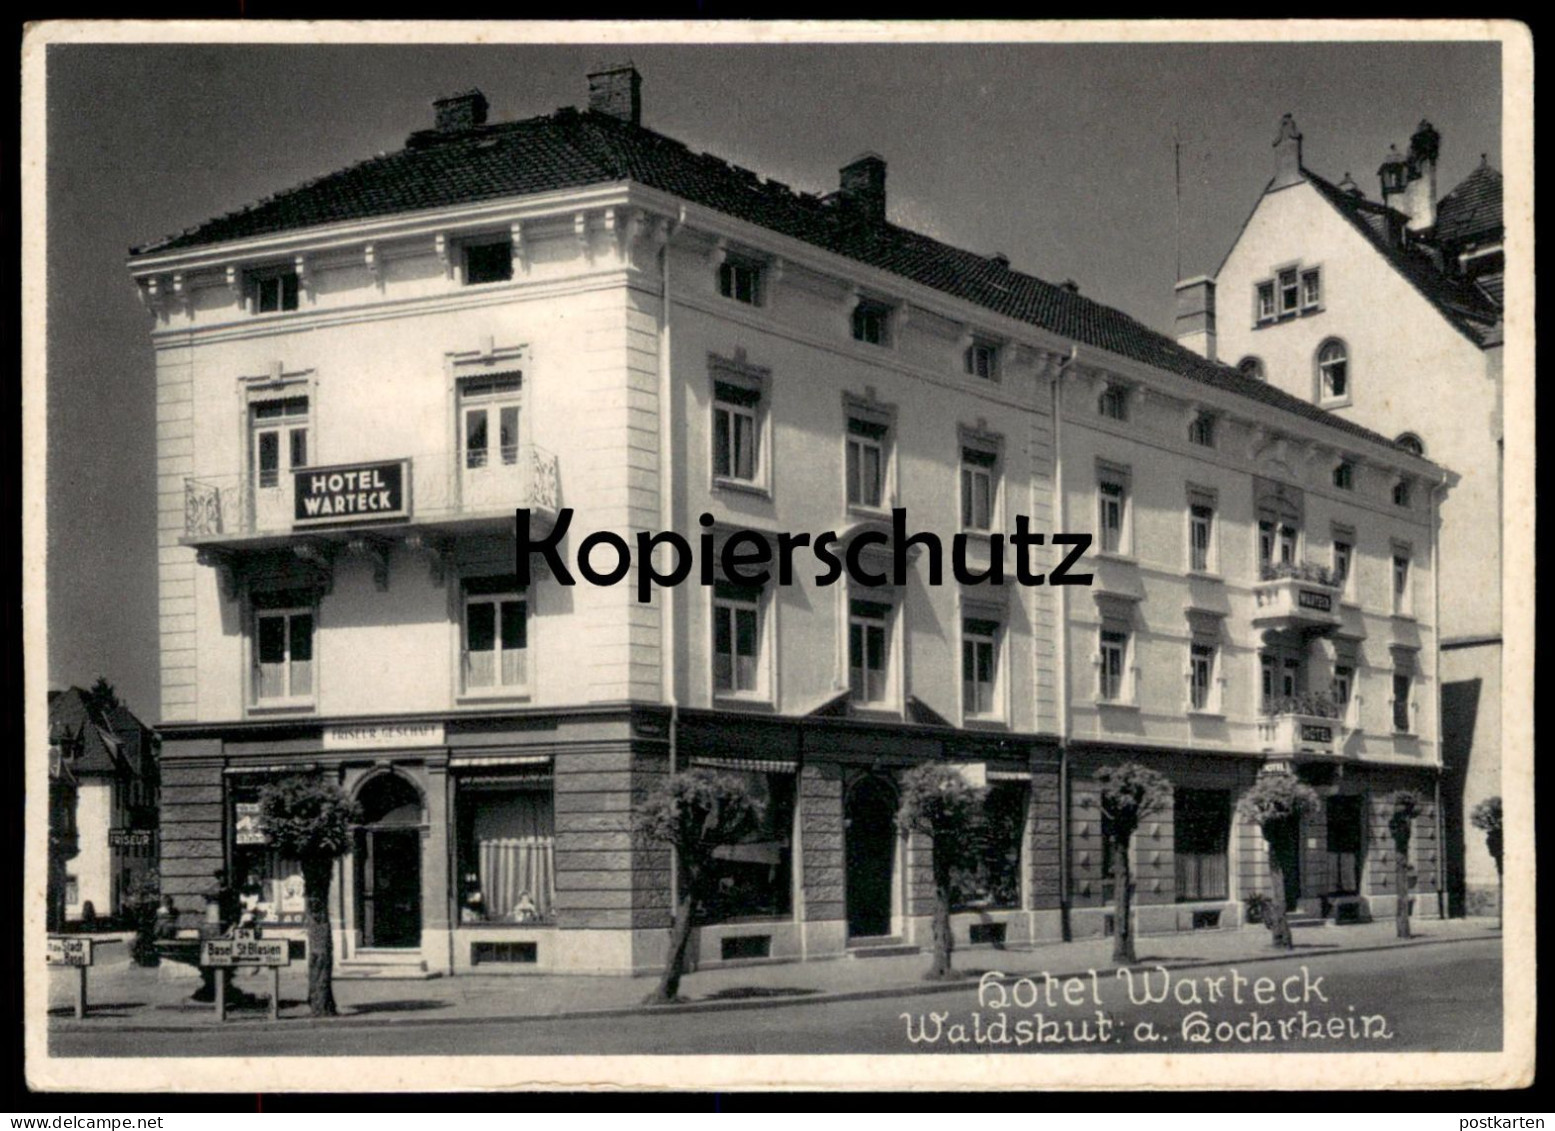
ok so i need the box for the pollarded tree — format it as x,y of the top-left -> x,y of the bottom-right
634,768 -> 766,1005
1387,791 -> 1426,939
896,763 -> 987,980
1470,796 -> 1503,927
258,773 -> 361,1016
1087,763 -> 1172,965
1237,774 -> 1320,950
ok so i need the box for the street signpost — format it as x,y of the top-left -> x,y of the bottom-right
46,937 -> 93,1018
201,936 -> 291,1021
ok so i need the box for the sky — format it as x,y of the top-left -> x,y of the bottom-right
39,34 -> 1502,721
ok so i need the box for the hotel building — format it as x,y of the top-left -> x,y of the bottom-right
131,70 -> 1448,975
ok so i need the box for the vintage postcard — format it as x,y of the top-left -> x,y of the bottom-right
21,19 -> 1534,1093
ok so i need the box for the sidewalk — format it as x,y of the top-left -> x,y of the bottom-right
48,917 -> 1500,1032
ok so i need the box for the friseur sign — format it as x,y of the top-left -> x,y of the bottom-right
294,459 -> 409,526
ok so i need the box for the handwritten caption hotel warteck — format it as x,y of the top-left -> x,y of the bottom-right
900,966 -> 1395,1049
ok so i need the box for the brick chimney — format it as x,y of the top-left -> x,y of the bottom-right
433,90 -> 489,133
838,153 -> 887,223
587,64 -> 642,126
1272,114 -> 1303,189
1174,276 -> 1217,361
1403,119 -> 1441,232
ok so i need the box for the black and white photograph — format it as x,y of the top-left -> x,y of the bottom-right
22,21 -> 1534,1093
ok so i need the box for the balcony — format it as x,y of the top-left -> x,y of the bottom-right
183,445 -> 560,550
1257,694 -> 1344,759
1251,561 -> 1342,635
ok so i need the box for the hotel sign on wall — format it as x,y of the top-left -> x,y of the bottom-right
294,459 -> 409,526
322,721 -> 446,751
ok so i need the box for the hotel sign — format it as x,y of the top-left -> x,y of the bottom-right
1297,589 -> 1333,612
1300,724 -> 1334,744
323,721 -> 446,751
294,459 -> 409,526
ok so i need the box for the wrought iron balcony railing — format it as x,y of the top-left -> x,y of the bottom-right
184,445 -> 559,540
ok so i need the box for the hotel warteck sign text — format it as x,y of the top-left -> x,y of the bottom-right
294,460 -> 409,526
322,721 -> 446,751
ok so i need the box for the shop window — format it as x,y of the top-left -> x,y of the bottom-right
1175,789 -> 1230,901
230,786 -> 307,925
462,577 -> 528,694
950,781 -> 1027,912
456,781 -> 555,924
701,770 -> 795,923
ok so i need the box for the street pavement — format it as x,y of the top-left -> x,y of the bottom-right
46,917 -> 1501,1056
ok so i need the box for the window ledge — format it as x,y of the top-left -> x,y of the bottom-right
712,477 -> 772,500
457,691 -> 532,706
1320,396 -> 1353,410
248,701 -> 316,715
846,502 -> 894,521
711,694 -> 776,713
961,715 -> 1009,731
1185,569 -> 1224,582
959,527 -> 998,542
849,704 -> 904,721
1185,709 -> 1227,721
1092,550 -> 1138,565
1391,611 -> 1418,623
1095,699 -> 1141,712
1301,304 -> 1325,316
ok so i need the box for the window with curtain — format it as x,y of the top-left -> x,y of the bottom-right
456,783 -> 555,924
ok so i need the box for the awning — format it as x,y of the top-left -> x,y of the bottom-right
986,768 -> 1033,782
689,756 -> 798,775
448,753 -> 552,769
224,762 -> 321,775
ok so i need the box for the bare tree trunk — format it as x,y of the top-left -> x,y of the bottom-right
302,858 -> 337,1017
1496,861 -> 1503,930
1393,832 -> 1412,939
1266,824 -> 1293,950
647,889 -> 698,1004
1112,838 -> 1135,965
928,842 -> 954,979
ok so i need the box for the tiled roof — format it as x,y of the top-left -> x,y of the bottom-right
1434,160 -> 1503,246
48,687 -> 155,778
134,108 -> 1415,453
1305,171 -> 1502,346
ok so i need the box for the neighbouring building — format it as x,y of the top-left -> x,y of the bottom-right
1185,115 -> 1502,916
129,70 -> 1449,977
46,688 -> 161,923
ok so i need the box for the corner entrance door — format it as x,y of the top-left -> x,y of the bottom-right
358,828 -> 422,949
1326,795 -> 1365,895
845,776 -> 897,938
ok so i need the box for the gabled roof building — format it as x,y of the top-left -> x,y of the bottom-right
1181,114 -> 1503,917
